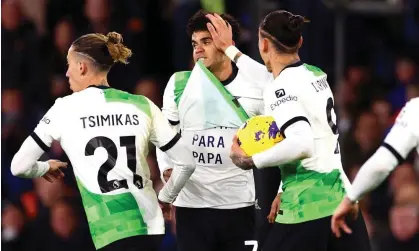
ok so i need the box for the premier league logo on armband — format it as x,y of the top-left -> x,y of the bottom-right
41,117 -> 50,124
113,180 -> 121,189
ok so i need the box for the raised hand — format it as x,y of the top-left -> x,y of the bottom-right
206,13 -> 234,52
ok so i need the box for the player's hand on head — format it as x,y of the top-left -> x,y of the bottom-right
331,197 -> 359,238
230,135 -> 254,170
206,13 -> 233,51
43,159 -> 68,183
267,193 -> 282,223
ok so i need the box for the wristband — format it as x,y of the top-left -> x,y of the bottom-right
225,46 -> 241,62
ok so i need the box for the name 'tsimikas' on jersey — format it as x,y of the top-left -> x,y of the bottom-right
32,86 -> 178,249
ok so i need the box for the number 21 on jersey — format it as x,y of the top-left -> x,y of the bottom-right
85,136 -> 144,193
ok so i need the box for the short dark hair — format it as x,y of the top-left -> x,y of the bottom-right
259,10 -> 308,54
71,32 -> 132,72
187,10 -> 241,42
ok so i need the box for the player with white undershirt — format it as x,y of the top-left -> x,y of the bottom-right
207,10 -> 371,251
10,32 -> 196,251
156,10 -> 268,251
331,97 -> 419,238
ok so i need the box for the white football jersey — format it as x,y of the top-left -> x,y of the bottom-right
260,62 -> 350,223
158,67 -> 263,209
32,86 -> 178,249
346,98 -> 419,202
384,97 -> 419,157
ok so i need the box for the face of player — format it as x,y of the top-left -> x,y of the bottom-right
258,31 -> 272,73
66,47 -> 88,92
192,30 -> 225,70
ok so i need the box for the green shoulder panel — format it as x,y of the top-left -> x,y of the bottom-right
174,71 -> 192,106
103,88 -> 151,117
303,63 -> 326,77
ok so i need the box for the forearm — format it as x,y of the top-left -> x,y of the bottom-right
347,146 -> 398,202
225,46 -> 273,84
347,123 -> 416,201
11,136 -> 49,178
252,122 -> 314,168
156,147 -> 174,183
155,122 -> 180,182
158,138 -> 196,203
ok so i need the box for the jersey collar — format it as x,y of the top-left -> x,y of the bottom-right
220,63 -> 239,86
87,85 -> 111,89
279,60 -> 303,75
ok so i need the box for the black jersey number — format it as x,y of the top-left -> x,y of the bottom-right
85,136 -> 144,193
326,97 -> 340,154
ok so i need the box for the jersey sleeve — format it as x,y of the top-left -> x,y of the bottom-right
266,81 -> 310,136
156,147 -> 175,183
252,80 -> 314,168
347,98 -> 419,202
148,98 -> 180,151
162,74 -> 180,125
382,98 -> 419,161
11,137 -> 50,178
236,54 -> 273,87
32,98 -> 63,151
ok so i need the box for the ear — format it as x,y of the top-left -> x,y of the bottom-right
79,61 -> 88,76
298,36 -> 303,49
262,38 -> 269,53
232,40 -> 236,46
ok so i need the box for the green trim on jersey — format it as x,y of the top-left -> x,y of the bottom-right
276,161 -> 345,224
76,178 -> 148,249
304,64 -> 326,77
174,71 -> 192,106
172,63 -> 249,121
104,88 -> 151,117
197,61 -> 249,121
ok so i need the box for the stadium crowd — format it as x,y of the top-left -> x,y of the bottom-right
2,0 -> 419,250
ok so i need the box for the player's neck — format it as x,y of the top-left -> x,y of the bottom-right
84,76 -> 109,89
271,54 -> 301,79
211,60 -> 233,82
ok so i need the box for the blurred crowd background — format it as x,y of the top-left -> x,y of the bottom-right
1,0 -> 419,250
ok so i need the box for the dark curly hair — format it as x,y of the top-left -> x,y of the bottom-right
187,10 -> 241,42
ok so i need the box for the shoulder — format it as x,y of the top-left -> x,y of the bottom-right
103,88 -> 153,117
173,71 -> 192,81
164,71 -> 192,93
282,63 -> 326,81
270,71 -> 301,98
51,94 -> 73,110
405,97 -> 419,110
301,63 -> 327,77
275,63 -> 328,94
227,70 -> 264,99
395,97 -> 419,128
172,71 -> 192,89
